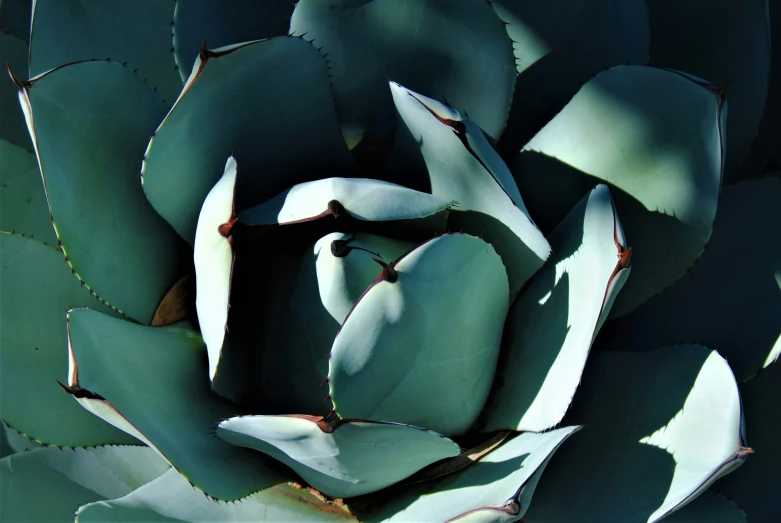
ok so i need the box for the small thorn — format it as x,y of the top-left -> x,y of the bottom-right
738,446 -> 755,457
320,377 -> 329,387
327,199 -> 346,218
372,258 -> 398,283
218,217 -> 238,238
322,394 -> 331,404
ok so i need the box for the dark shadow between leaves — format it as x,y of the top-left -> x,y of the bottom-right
448,209 -> 547,299
524,348 -> 711,522
348,451 -> 533,522
481,268 -> 571,430
512,150 -> 705,316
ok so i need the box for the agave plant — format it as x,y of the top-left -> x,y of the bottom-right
1,1 -> 779,522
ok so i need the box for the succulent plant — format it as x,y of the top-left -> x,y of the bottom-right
1,1 -> 779,522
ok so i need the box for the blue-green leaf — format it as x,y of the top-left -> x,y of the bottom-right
0,139 -> 54,243
513,65 -> 724,316
172,0 -> 293,80
142,37 -> 357,244
64,309 -> 287,501
194,157 -> 237,382
0,420 -> 41,459
17,60 -> 181,323
0,31 -> 31,150
484,184 -> 630,432
218,415 -> 460,498
257,232 -> 413,416
329,233 -> 509,437
355,426 -> 580,522
75,468 -> 356,522
390,82 -> 550,299
647,0 -> 771,182
492,0 -> 650,155
0,233 -> 135,448
0,445 -> 169,523
713,361 -> 781,523
523,346 -> 746,523
290,0 -> 516,170
29,0 -> 182,103
600,178 -> 781,382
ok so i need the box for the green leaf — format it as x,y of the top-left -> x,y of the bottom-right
194,157 -> 237,382
329,233 -> 509,437
218,415 -> 460,498
484,184 -> 630,432
76,468 -> 356,522
0,31 -> 32,150
141,37 -> 357,244
64,309 -> 287,500
492,0 -> 650,155
29,0 -> 183,104
239,176 -> 453,234
513,65 -> 724,316
599,178 -> 781,382
0,233 -> 136,447
390,83 -> 551,299
353,426 -> 580,522
523,346 -> 747,523
0,445 -> 169,523
0,420 -> 41,459
257,232 -> 414,416
713,361 -> 781,523
0,138 -> 54,243
172,0 -> 293,80
661,491 -> 746,523
17,60 -> 181,324
647,0 -> 770,182
0,0 -> 31,42
289,0 -> 516,168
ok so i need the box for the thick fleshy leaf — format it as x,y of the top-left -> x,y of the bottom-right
354,426 -> 580,522
523,346 -> 747,523
492,0 -> 650,155
218,415 -> 460,498
29,0 -> 182,103
0,420 -> 40,458
75,468 -> 356,522
142,37 -> 357,244
0,139 -> 54,242
64,309 -> 287,500
172,0 -> 293,80
0,445 -> 169,523
390,83 -> 550,298
194,156 -> 237,382
647,0 -> 770,182
290,0 -> 515,168
599,178 -> 781,382
484,185 -> 630,432
239,177 -> 452,240
662,491 -> 747,523
0,0 -> 31,42
257,232 -> 414,416
713,362 -> 781,523
513,65 -> 724,316
17,60 -> 181,323
329,233 -> 509,437
0,31 -> 31,150
0,233 -> 135,447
